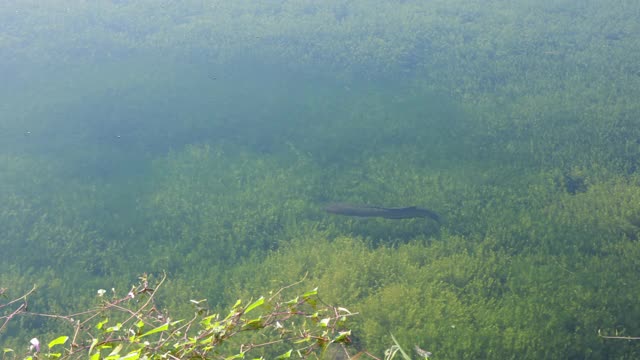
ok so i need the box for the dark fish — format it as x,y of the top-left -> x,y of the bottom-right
325,203 -> 440,222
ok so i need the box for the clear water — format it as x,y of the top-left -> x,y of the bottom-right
1,1 -> 639,358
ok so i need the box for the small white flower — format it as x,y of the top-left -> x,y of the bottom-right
97,289 -> 106,297
29,338 -> 40,353
127,291 -> 135,299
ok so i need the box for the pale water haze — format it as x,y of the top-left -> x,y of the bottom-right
1,1 -> 639,358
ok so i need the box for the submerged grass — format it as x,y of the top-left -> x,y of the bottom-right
2,69 -> 640,357
2,1 -> 640,357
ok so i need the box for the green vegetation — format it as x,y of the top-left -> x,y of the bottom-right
2,0 -> 640,358
1,274 -> 359,359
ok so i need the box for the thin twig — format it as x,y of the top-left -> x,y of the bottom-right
600,335 -> 640,340
268,272 -> 309,302
0,285 -> 37,333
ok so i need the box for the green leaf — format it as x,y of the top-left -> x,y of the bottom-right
3,349 -> 14,353
106,323 -> 122,332
302,289 -> 318,308
294,337 -> 311,344
245,297 -> 264,314
48,336 -> 69,348
302,288 -> 318,298
310,312 -> 319,322
232,299 -> 242,309
120,350 -> 141,360
305,298 -> 317,308
88,338 -> 99,357
224,352 -> 245,360
285,297 -> 299,306
242,317 -> 264,330
319,318 -> 330,328
333,330 -> 351,344
390,334 -> 411,360
105,344 -> 123,360
90,351 -> 100,360
96,318 -> 109,330
138,322 -> 168,338
275,349 -> 292,359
